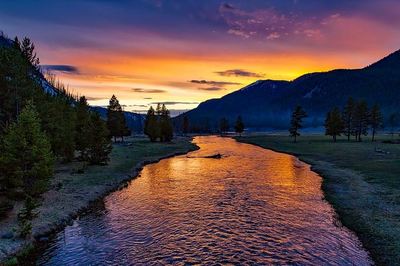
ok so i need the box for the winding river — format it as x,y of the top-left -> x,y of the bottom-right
37,136 -> 371,265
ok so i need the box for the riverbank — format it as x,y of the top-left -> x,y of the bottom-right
0,136 -> 198,265
235,134 -> 400,265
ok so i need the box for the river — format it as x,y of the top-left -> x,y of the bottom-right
37,136 -> 371,265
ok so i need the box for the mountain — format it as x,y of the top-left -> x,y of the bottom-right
176,50 -> 400,131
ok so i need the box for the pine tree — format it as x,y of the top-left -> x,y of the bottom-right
325,107 -> 343,142
87,113 -> 112,165
39,97 -> 76,162
289,106 -> 307,143
183,115 -> 189,136
160,104 -> 173,142
234,115 -> 244,136
75,96 -> 91,160
353,100 -> 369,142
370,104 -> 383,142
20,37 -> 40,70
219,118 -> 229,135
144,106 -> 158,142
0,102 -> 54,196
106,95 -> 127,142
342,97 -> 355,141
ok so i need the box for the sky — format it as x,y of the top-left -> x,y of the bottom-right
1,0 -> 400,114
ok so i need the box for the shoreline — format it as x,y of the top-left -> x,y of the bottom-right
0,137 -> 199,264
235,136 -> 400,265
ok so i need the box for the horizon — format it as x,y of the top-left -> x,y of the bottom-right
1,0 -> 399,113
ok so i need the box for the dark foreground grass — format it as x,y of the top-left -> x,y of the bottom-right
236,134 -> 400,266
0,136 -> 197,264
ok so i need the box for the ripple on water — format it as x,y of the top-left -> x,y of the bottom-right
37,136 -> 372,265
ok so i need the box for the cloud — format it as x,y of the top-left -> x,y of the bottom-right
198,86 -> 225,91
143,97 -> 152,99
85,96 -> 108,101
41,65 -> 79,74
122,104 -> 148,108
266,32 -> 280,40
150,101 -> 198,105
222,3 -> 235,10
189,80 -> 241,86
132,88 -> 166,93
215,69 -> 264,78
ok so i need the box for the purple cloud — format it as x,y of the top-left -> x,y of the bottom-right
215,69 -> 264,78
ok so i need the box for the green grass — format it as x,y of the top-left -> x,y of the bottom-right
236,134 -> 400,266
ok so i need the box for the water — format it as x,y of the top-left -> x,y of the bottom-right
37,136 -> 371,265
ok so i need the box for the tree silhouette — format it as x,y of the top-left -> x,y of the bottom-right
370,104 -> 383,142
289,106 -> 307,143
219,118 -> 229,135
342,97 -> 355,141
353,100 -> 369,142
160,104 -> 173,142
325,107 -> 343,142
87,113 -> 112,165
106,95 -> 128,142
75,96 -> 91,160
234,115 -> 244,136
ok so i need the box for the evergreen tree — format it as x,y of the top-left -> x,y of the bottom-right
0,43 -> 39,126
87,113 -> 112,165
370,104 -> 383,142
75,96 -> 91,160
0,102 -> 54,196
353,100 -> 369,142
106,95 -> 127,142
160,104 -> 173,142
19,37 -> 40,70
144,106 -> 158,142
39,97 -> 76,162
183,115 -> 189,136
289,106 -> 307,143
156,103 -> 162,116
120,112 -> 131,142
219,118 -> 229,135
325,107 -> 343,142
234,115 -> 245,136
342,97 -> 355,141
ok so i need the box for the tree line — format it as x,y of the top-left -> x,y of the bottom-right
179,115 -> 245,136
144,103 -> 173,142
0,35 -> 113,233
289,97 -> 392,143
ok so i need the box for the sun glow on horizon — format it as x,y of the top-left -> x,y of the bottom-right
2,0 -> 399,113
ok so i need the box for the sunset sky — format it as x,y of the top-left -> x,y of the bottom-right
1,0 -> 400,114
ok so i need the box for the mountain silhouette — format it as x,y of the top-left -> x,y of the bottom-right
176,50 -> 400,130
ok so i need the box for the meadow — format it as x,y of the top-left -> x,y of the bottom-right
236,134 -> 400,265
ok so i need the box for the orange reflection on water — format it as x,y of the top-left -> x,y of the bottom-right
39,136 -> 371,265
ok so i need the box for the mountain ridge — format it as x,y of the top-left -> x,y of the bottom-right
175,49 -> 400,130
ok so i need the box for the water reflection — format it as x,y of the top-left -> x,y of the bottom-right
37,136 -> 371,265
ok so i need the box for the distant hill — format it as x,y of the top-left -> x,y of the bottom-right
175,50 -> 400,131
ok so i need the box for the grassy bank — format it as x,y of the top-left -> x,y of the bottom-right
0,136 -> 198,264
236,134 -> 400,266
